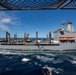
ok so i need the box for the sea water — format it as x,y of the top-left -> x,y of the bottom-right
0,50 -> 76,75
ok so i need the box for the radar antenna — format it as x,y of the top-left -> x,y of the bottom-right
61,20 -> 66,30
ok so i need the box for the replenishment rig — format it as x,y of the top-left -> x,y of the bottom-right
0,22 -> 76,50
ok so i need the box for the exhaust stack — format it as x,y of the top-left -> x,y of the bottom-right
67,22 -> 74,32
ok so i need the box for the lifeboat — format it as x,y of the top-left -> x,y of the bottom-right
59,37 -> 75,41
59,37 -> 67,40
67,37 -> 75,40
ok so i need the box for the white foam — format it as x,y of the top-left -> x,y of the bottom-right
64,54 -> 76,64
34,62 -> 38,65
52,59 -> 63,64
0,50 -> 19,55
38,64 -> 42,66
36,55 -> 54,62
0,50 -> 34,56
66,54 -> 76,60
54,70 -> 59,74
43,66 -> 55,72
44,53 -> 56,57
22,58 -> 30,62
71,60 -> 76,64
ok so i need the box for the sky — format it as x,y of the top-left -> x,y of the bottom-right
0,10 -> 76,38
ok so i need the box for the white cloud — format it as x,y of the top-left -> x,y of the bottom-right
0,23 -> 10,31
0,11 -> 21,32
0,18 -> 11,23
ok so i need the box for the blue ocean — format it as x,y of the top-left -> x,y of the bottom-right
0,38 -> 54,41
0,50 -> 76,75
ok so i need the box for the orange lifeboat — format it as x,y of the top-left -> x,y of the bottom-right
67,37 -> 75,40
59,37 -> 67,40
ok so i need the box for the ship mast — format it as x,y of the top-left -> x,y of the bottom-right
62,20 -> 66,30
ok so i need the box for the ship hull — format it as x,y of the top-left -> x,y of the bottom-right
0,43 -> 76,51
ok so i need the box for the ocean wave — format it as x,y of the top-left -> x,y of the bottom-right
42,53 -> 56,57
68,54 -> 76,60
62,54 -> 76,64
5,68 -> 11,71
68,60 -> 76,64
0,50 -> 20,55
0,50 -> 35,56
52,59 -> 63,64
72,60 -> 76,64
36,55 -> 54,62
34,62 -> 38,65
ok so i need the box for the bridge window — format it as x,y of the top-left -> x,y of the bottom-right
60,31 -> 64,35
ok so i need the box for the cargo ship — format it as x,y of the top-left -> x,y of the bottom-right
0,22 -> 76,51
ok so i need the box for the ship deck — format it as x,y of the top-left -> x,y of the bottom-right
1,43 -> 60,46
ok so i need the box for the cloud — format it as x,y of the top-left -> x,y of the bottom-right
0,11 -> 21,32
0,18 -> 11,23
0,23 -> 10,31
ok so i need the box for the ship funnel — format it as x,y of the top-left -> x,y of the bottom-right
67,22 -> 74,32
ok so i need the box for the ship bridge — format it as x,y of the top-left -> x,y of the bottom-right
0,0 -> 76,10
